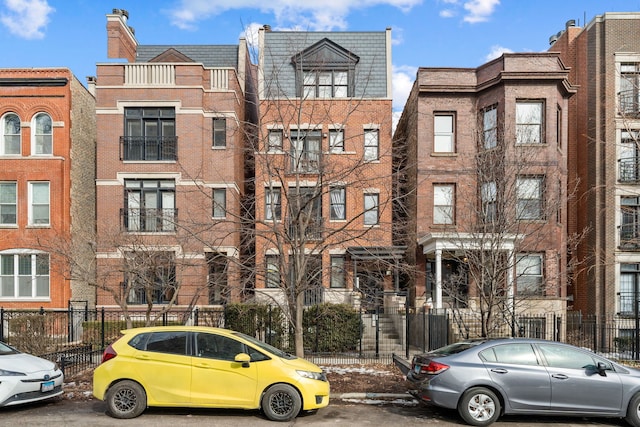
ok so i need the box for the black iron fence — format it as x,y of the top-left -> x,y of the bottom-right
3,305 -> 640,376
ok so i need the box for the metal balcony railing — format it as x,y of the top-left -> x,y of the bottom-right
285,216 -> 324,241
619,223 -> 640,249
120,136 -> 177,161
619,158 -> 640,182
619,90 -> 640,116
120,208 -> 178,232
289,151 -> 322,174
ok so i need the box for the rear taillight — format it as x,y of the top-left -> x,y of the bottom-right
419,360 -> 449,375
101,345 -> 117,363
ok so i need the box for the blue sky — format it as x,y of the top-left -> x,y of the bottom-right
1,0 -> 639,113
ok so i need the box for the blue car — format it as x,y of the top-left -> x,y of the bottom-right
407,338 -> 640,426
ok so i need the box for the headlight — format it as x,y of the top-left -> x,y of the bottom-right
0,369 -> 26,376
297,370 -> 327,382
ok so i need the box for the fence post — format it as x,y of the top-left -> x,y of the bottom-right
68,304 -> 74,344
0,307 -> 3,342
405,298 -> 410,359
101,307 -> 105,350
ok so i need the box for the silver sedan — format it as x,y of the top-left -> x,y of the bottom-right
406,338 -> 640,426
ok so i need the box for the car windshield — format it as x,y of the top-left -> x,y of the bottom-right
233,332 -> 296,360
0,341 -> 19,355
429,340 -> 486,356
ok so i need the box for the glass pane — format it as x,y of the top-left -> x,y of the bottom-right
4,135 -> 20,154
334,86 -> 348,97
0,183 -> 16,203
0,276 -> 13,297
1,254 -> 13,274
18,276 -> 31,297
36,276 -> 49,297
4,114 -> 20,134
18,255 -> 31,275
35,114 -> 51,134
434,115 -> 453,133
31,183 -> 49,203
35,135 -> 52,154
434,135 -> 453,152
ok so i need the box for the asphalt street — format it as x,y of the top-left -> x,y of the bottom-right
0,397 -> 632,427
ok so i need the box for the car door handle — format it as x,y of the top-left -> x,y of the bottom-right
490,368 -> 508,374
135,354 -> 150,360
551,374 -> 569,380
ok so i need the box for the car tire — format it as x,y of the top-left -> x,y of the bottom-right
105,380 -> 147,419
261,383 -> 302,422
457,387 -> 501,427
626,393 -> 640,427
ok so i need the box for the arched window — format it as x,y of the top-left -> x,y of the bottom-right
2,113 -> 21,155
33,113 -> 52,155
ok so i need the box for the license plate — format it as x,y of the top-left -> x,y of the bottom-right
414,365 -> 421,374
41,381 -> 54,392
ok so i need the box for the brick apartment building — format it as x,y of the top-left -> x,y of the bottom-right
254,27 -> 406,311
94,10 -> 256,309
550,13 -> 640,322
394,53 -> 576,324
0,68 -> 95,309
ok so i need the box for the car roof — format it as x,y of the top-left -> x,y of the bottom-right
120,325 -> 237,336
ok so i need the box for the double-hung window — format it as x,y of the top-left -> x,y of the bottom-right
331,255 -> 346,288
364,129 -> 379,161
265,255 -> 280,288
619,263 -> 640,315
621,196 -> 640,247
516,176 -> 544,220
483,106 -> 497,149
434,113 -> 455,153
433,184 -> 455,225
0,182 -> 17,226
29,182 -> 49,226
303,70 -> 348,98
2,113 -> 20,155
268,129 -> 283,151
123,107 -> 176,161
516,254 -> 543,295
481,181 -> 497,223
213,118 -> 226,148
124,179 -> 176,232
33,113 -> 52,155
0,252 -> 49,298
124,251 -> 176,304
516,101 -> 544,144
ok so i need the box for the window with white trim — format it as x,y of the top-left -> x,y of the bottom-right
330,186 -> 346,220
32,113 -> 52,155
364,129 -> 379,161
329,129 -> 344,153
0,252 -> 49,298
29,182 -> 49,226
434,113 -> 455,153
2,113 -> 20,155
433,184 -> 455,225
213,188 -> 226,218
265,187 -> 281,221
516,254 -> 543,295
0,182 -> 17,225
268,129 -> 283,151
364,193 -> 379,225
516,176 -> 544,220
516,101 -> 544,144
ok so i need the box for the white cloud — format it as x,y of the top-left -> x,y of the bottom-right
166,0 -> 422,31
463,0 -> 500,23
485,44 -> 513,62
439,9 -> 456,18
393,64 -> 417,112
0,0 -> 54,39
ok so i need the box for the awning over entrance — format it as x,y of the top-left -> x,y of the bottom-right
346,246 -> 407,260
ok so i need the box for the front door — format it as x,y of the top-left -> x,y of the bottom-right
358,271 -> 383,312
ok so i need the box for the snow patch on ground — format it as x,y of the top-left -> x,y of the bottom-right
321,365 -> 397,376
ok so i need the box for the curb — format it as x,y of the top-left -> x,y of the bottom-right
331,392 -> 416,400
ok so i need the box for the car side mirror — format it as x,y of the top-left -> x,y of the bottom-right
596,361 -> 608,377
235,352 -> 251,368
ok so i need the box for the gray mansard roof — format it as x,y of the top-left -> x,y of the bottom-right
261,31 -> 389,99
136,45 -> 240,69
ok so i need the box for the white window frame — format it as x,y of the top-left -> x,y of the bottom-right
330,186 -> 346,220
516,176 -> 544,220
516,101 -> 544,144
265,187 -> 281,221
433,184 -> 455,225
516,253 -> 543,295
363,193 -> 379,225
32,112 -> 52,155
329,128 -> 345,153
364,129 -> 379,161
268,129 -> 283,151
2,113 -> 21,155
434,113 -> 455,153
0,252 -> 50,299
212,188 -> 226,218
28,181 -> 50,226
0,182 -> 17,226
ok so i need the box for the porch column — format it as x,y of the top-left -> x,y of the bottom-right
435,249 -> 443,309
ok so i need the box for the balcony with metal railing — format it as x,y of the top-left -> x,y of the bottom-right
289,151 -> 322,174
285,216 -> 324,241
120,208 -> 178,232
619,223 -> 640,250
619,158 -> 640,183
120,136 -> 177,161
619,90 -> 640,117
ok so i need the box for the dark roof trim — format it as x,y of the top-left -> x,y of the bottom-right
0,78 -> 68,87
291,38 -> 360,68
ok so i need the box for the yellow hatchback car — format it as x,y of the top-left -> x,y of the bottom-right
93,326 -> 330,421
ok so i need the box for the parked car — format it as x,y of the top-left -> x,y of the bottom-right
93,326 -> 330,421
407,338 -> 640,427
0,341 -> 64,407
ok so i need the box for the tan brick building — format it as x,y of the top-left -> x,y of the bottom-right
254,27 -> 405,311
394,53 -> 576,324
94,10 -> 255,309
550,13 -> 640,321
0,68 -> 95,308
